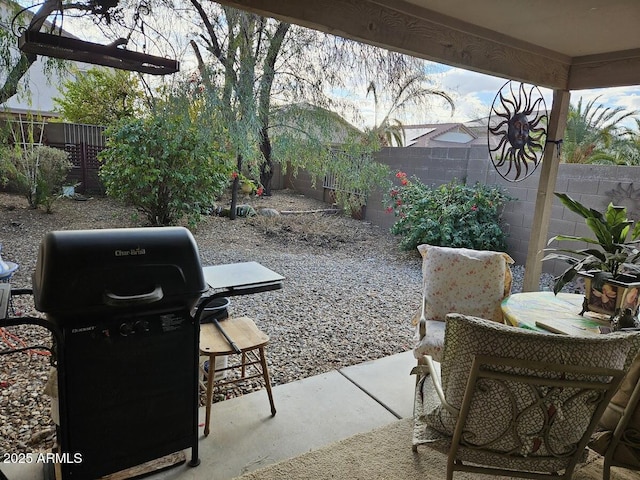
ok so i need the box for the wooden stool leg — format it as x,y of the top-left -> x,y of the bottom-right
241,352 -> 247,378
259,346 -> 276,416
204,354 -> 215,437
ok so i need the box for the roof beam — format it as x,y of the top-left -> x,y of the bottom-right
569,49 -> 640,90
213,0 -> 570,89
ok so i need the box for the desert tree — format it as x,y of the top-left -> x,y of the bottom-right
177,2 -> 452,204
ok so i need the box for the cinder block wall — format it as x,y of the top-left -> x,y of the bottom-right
284,147 -> 640,272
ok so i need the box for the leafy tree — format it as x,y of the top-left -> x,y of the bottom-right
366,75 -> 454,146
562,96 -> 638,164
98,89 -> 230,227
54,67 -> 145,125
598,118 -> 640,166
181,3 -> 451,205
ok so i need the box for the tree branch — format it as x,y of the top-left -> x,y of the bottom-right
189,0 -> 227,68
0,53 -> 36,105
258,21 -> 289,123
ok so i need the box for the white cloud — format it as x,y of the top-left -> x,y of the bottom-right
429,66 -> 640,128
436,68 -> 507,97
571,86 -> 640,113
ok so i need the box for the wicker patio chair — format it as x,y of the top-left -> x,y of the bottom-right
412,244 -> 514,363
412,314 -> 631,480
589,352 -> 640,479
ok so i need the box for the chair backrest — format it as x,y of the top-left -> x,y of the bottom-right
417,244 -> 514,323
424,314 -> 631,479
589,351 -> 640,476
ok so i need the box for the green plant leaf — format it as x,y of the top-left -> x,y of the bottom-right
555,192 -> 595,219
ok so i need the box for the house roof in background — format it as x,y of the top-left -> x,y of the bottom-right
402,122 -> 485,147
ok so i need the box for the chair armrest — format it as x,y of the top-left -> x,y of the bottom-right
418,295 -> 426,339
411,355 -> 459,418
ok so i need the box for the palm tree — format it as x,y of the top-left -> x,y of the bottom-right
562,96 -> 638,164
603,118 -> 640,166
366,74 -> 454,147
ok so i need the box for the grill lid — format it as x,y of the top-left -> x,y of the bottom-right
33,227 -> 207,316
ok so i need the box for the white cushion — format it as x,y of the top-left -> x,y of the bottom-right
418,244 -> 513,323
413,320 -> 446,361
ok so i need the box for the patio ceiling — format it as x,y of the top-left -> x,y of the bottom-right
210,0 -> 640,90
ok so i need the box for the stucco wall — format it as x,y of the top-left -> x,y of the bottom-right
286,147 -> 640,272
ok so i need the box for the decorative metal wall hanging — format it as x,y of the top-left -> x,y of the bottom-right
487,81 -> 548,182
18,31 -> 179,75
13,0 -> 178,75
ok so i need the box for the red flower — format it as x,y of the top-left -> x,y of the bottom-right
256,186 -> 264,196
390,189 -> 399,197
386,207 -> 394,213
396,199 -> 402,206
400,178 -> 408,186
230,172 -> 238,179
471,205 -> 478,211
395,171 -> 407,179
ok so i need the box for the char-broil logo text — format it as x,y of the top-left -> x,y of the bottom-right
115,247 -> 146,257
71,326 -> 95,334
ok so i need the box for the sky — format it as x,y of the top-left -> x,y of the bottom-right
340,60 -> 640,131
424,64 -> 640,128
8,1 -> 640,131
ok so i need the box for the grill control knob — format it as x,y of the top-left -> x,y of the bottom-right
134,320 -> 150,333
119,322 -> 134,336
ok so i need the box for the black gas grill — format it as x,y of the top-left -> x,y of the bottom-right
34,227 -> 206,479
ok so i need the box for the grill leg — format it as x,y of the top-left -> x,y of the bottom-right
190,320 -> 201,467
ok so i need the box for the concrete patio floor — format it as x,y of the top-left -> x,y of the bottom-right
3,350 -> 416,480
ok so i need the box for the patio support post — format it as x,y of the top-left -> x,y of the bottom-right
522,89 -> 571,292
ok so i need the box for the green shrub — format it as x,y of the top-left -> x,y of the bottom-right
99,113 -> 229,227
385,173 -> 513,251
3,145 -> 72,212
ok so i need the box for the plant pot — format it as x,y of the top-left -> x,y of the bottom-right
240,182 -> 254,194
578,271 -> 640,318
196,296 -> 231,323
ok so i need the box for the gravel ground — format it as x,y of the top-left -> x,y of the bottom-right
0,189 -> 560,456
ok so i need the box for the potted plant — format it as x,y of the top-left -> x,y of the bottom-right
543,192 -> 640,319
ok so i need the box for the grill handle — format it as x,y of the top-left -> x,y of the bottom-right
103,285 -> 164,307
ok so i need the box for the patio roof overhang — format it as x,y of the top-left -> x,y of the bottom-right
212,0 -> 640,291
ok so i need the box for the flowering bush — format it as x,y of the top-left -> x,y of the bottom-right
385,172 -> 514,251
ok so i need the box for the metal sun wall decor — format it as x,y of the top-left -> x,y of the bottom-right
487,81 -> 548,182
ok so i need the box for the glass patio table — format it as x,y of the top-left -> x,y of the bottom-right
501,291 -> 612,337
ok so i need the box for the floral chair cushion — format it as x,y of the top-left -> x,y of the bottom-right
421,314 -> 632,463
413,245 -> 514,361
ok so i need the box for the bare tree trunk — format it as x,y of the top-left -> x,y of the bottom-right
229,154 -> 242,220
259,126 -> 274,195
257,21 -> 289,196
